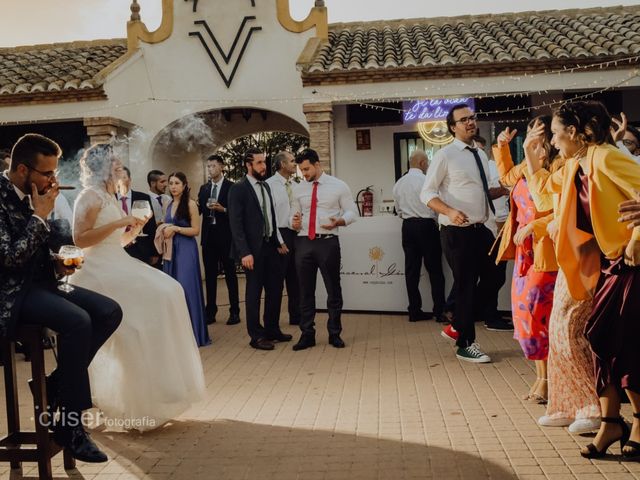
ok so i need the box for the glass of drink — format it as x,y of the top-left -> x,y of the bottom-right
131,200 -> 152,236
206,197 -> 217,224
57,245 -> 83,293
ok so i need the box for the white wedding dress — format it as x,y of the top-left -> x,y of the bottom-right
70,187 -> 206,431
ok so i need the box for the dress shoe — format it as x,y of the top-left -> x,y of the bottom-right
53,425 -> 108,463
28,374 -> 59,417
409,311 -> 433,322
226,313 -> 241,325
266,332 -> 293,342
292,335 -> 316,351
329,334 -> 345,348
249,338 -> 274,350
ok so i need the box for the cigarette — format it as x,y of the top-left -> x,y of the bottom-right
58,186 -> 76,190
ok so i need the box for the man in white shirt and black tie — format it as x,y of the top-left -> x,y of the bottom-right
290,148 -> 358,350
146,170 -> 171,224
266,151 -> 301,326
421,104 -> 504,363
393,149 -> 446,323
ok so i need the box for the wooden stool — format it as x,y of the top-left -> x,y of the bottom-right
0,325 -> 75,479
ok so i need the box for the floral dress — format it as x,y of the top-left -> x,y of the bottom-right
511,177 -> 557,360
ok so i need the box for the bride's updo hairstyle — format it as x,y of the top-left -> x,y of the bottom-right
553,100 -> 613,146
168,171 -> 192,222
80,143 -> 117,188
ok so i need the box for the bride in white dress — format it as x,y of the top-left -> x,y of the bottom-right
70,143 -> 206,431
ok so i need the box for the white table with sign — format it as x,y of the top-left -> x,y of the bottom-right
316,216 -> 513,313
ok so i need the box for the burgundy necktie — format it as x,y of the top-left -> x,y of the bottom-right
308,181 -> 319,240
121,196 -> 129,215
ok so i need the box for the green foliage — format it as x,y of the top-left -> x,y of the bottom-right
216,131 -> 309,182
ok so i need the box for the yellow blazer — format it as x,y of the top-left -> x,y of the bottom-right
491,144 -> 558,272
528,144 -> 640,300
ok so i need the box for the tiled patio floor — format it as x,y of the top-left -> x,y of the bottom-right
1,287 -> 638,479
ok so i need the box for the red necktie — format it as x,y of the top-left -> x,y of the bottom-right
121,196 -> 129,215
308,181 -> 319,240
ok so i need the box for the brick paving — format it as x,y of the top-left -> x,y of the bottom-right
1,285 -> 638,479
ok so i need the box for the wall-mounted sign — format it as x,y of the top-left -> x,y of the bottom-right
188,1 -> 262,88
356,129 -> 371,150
403,98 -> 475,123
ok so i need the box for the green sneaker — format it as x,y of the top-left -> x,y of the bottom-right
456,343 -> 491,363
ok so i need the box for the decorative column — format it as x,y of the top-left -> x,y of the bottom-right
83,117 -> 134,145
303,103 -> 334,173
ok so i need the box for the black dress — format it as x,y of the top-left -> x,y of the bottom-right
576,167 -> 640,395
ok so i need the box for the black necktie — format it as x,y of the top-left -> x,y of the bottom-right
466,146 -> 496,215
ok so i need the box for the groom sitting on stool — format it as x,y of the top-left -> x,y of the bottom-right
0,134 -> 122,463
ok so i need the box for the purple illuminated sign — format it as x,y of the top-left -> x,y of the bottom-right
403,98 -> 475,123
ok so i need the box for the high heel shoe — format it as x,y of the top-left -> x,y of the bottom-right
580,416 -> 630,459
623,413 -> 640,461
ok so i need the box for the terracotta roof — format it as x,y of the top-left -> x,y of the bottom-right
0,39 -> 127,100
302,6 -> 640,85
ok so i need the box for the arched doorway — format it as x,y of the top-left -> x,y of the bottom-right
151,107 -> 308,184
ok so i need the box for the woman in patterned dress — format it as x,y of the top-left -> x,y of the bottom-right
493,116 -> 559,404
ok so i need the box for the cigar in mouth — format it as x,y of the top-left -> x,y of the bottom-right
58,185 -> 76,190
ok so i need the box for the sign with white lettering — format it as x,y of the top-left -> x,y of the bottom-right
403,98 -> 475,123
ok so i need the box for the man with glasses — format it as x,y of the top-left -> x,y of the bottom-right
420,104 -> 505,363
611,112 -> 640,163
0,134 -> 121,462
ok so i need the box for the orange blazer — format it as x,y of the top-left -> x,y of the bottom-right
528,144 -> 640,300
491,144 -> 558,272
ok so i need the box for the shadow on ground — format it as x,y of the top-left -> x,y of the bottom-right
85,419 -> 518,479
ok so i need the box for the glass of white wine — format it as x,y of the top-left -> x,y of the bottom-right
131,200 -> 152,237
57,245 -> 84,293
206,197 -> 217,224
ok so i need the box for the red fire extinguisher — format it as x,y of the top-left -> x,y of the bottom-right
356,186 -> 374,217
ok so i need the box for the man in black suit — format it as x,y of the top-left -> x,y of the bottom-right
0,134 -> 121,462
228,148 -> 290,350
197,155 -> 240,325
116,166 -> 159,266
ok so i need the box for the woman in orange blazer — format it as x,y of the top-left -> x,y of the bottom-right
493,116 -> 558,405
525,101 -> 640,460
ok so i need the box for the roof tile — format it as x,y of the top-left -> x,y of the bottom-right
0,39 -> 126,97
304,6 -> 640,76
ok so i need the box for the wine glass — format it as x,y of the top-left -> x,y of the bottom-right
58,245 -> 83,293
206,197 -> 217,224
131,200 -> 152,236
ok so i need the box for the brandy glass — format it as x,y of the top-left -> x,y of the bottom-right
57,245 -> 84,293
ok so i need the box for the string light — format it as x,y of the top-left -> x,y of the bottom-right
0,56 -> 638,126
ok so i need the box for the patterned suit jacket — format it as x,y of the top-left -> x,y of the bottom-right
0,174 -> 56,337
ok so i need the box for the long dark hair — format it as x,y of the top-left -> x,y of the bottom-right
168,171 -> 191,222
553,100 -> 613,146
527,115 -> 558,170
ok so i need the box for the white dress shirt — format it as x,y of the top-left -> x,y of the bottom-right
266,172 -> 297,229
290,172 -> 358,236
247,174 -> 284,245
420,139 -> 495,226
392,168 -> 437,220
148,191 -> 171,223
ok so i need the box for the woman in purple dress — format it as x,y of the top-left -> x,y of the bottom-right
163,172 -> 211,347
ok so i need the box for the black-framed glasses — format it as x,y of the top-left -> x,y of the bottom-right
26,165 -> 58,180
454,114 -> 477,124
